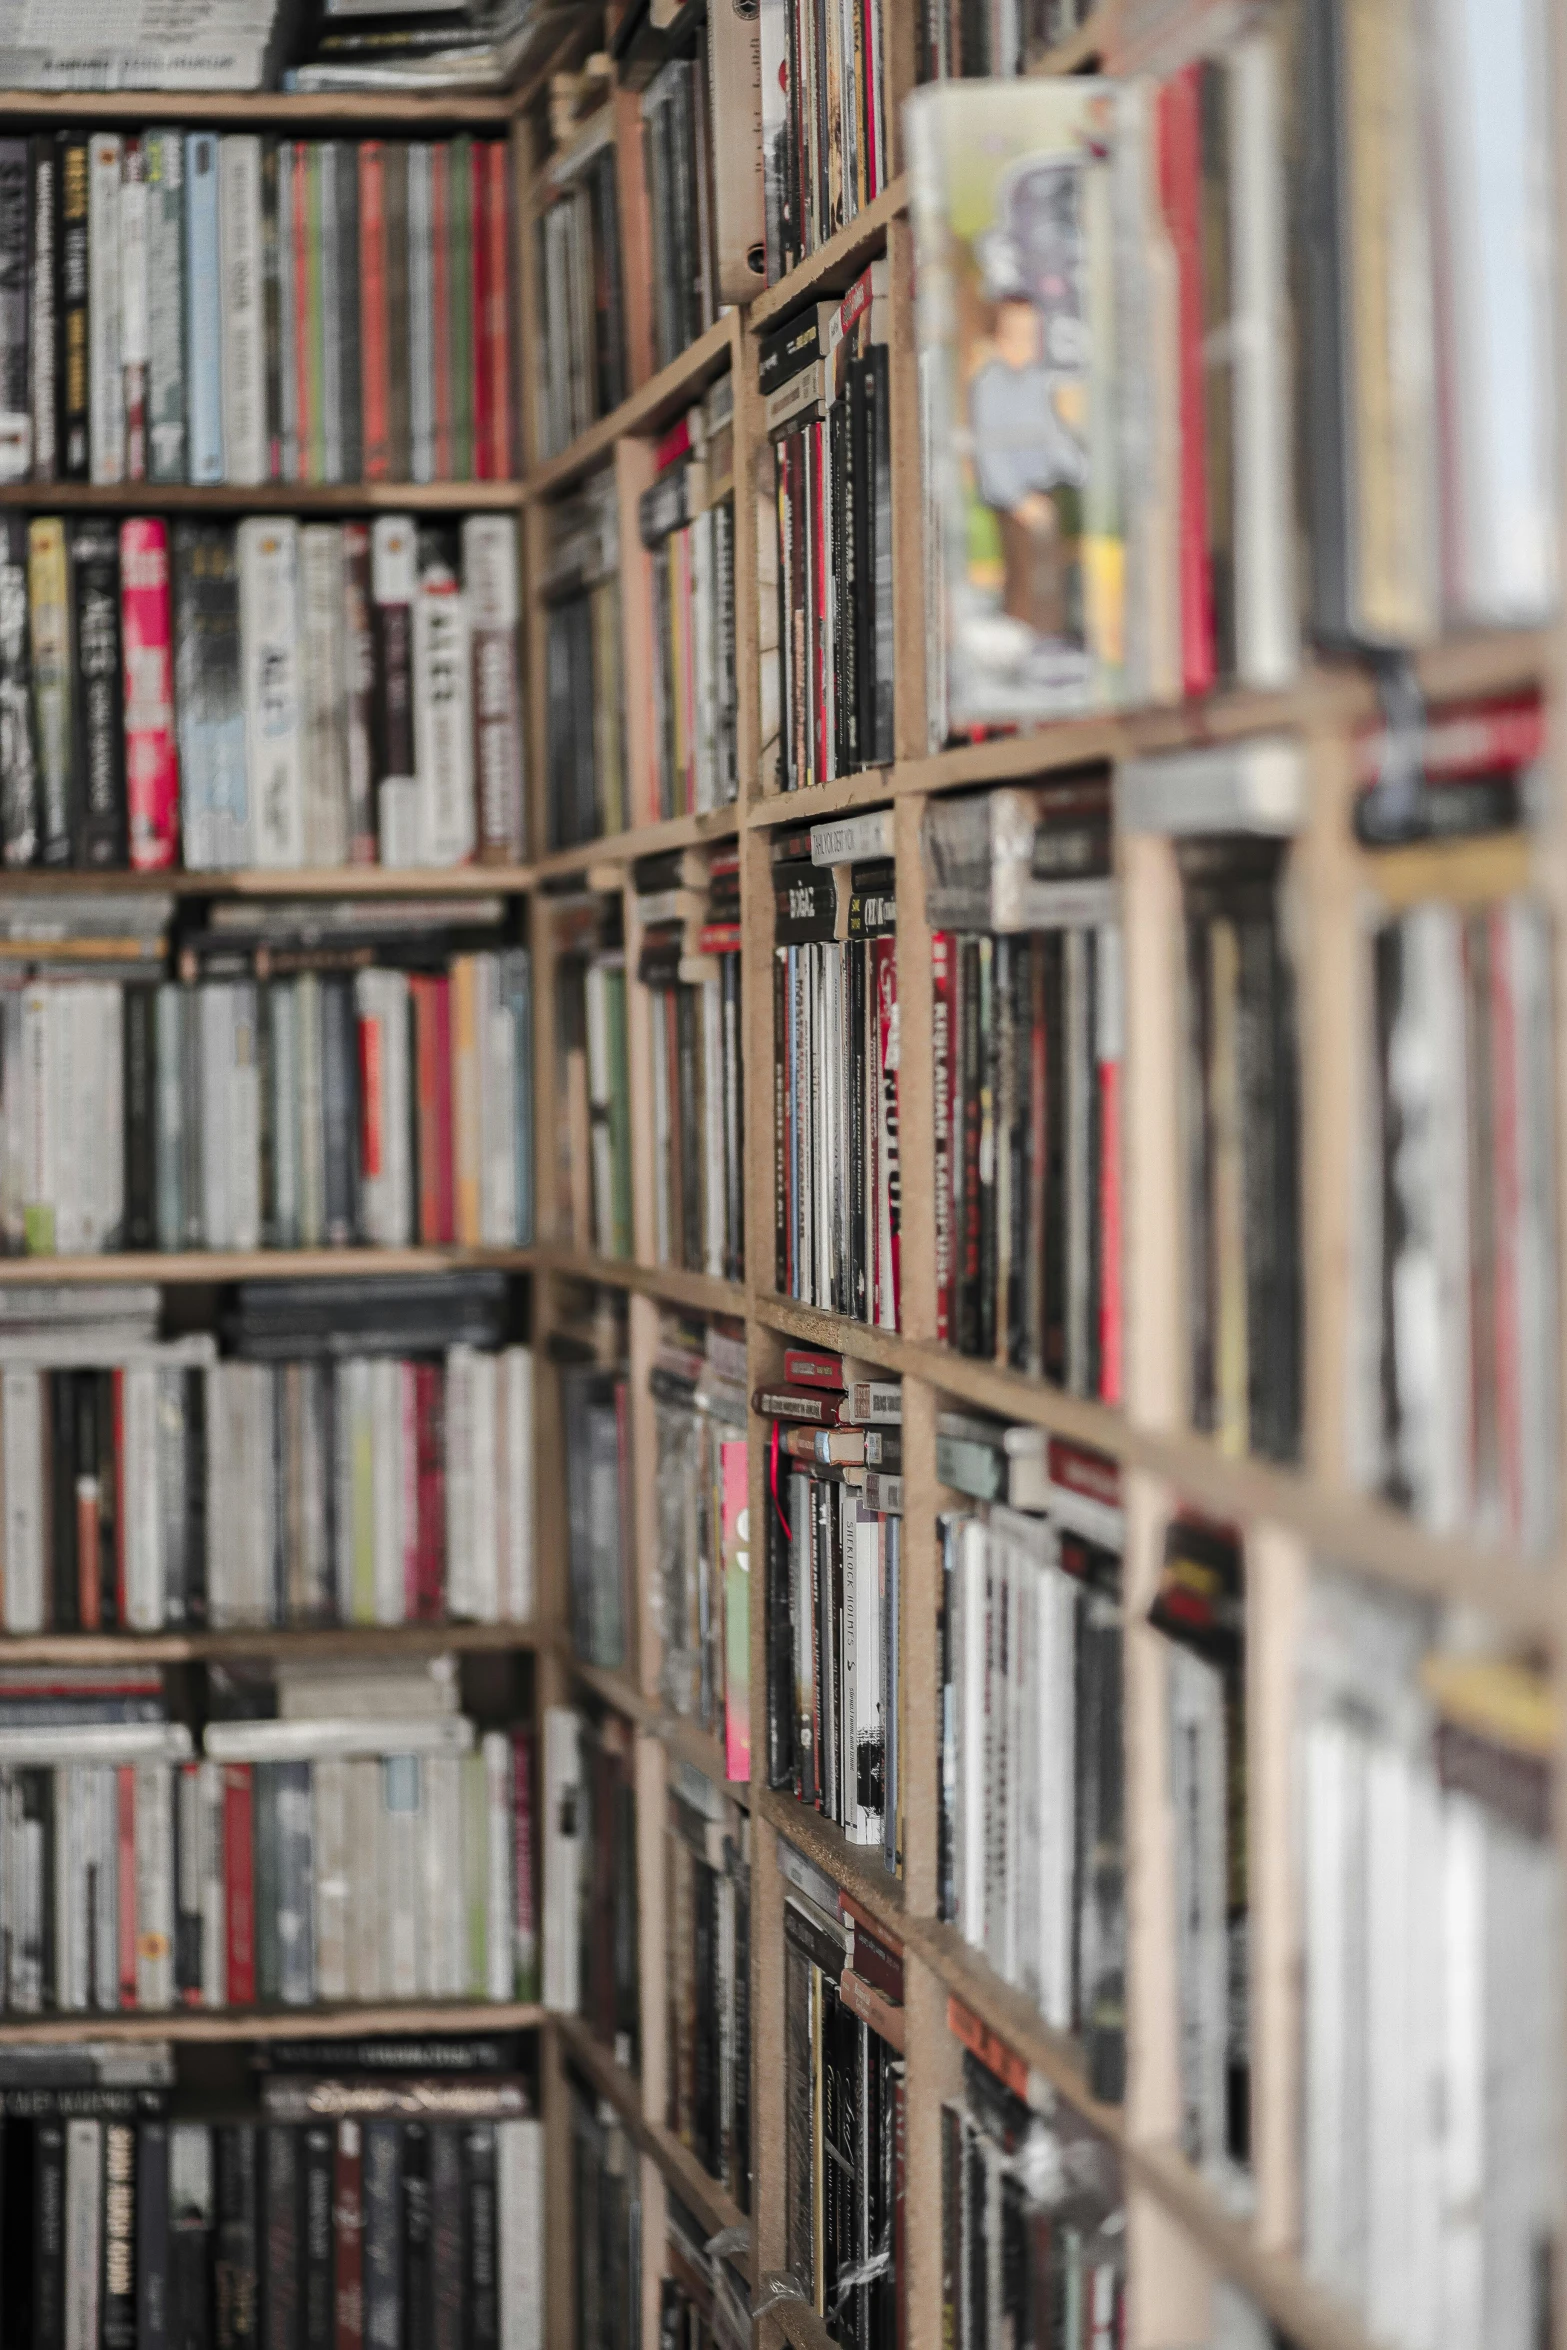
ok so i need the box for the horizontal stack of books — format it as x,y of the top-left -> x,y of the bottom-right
0,130 -> 514,489
0,512 -> 524,873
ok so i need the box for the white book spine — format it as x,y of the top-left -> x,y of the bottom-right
123,1364 -> 163,1632
483,1729 -> 513,2000
51,987 -> 81,1257
348,1757 -> 382,2002
87,135 -> 123,484
299,524 -> 349,866
444,1345 -> 477,1620
64,2118 -> 104,2350
238,517 -> 305,867
400,1361 -> 419,1624
371,1356 -> 403,1627
21,983 -> 52,1254
502,1348 -> 533,1624
481,955 -> 516,1247
277,138 -> 297,483
2,1369 -> 43,1632
413,567 -> 475,866
219,136 -> 265,485
312,1755 -> 349,2002
470,1349 -> 499,1626
423,1753 -> 464,1998
541,1706 -> 581,2013
198,986 -> 230,1249
134,1761 -> 174,2010
496,2119 -> 545,2350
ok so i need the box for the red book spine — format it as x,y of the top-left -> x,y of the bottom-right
876,937 -> 901,1331
414,1361 -> 443,1621
432,974 -> 455,1245
223,1763 -> 255,2006
112,1368 -> 128,1628
485,141 -> 512,478
931,931 -> 953,1346
291,144 -> 311,484
358,1007 -> 383,1183
1158,69 -> 1214,699
334,2119 -> 365,2348
359,142 -> 390,482
117,1763 -> 137,2009
431,143 -> 453,481
119,517 -> 179,871
782,1349 -> 844,1389
471,142 -> 492,481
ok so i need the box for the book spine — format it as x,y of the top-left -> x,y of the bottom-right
145,128 -> 186,485
134,1760 -> 174,2010
465,2123 -> 499,2350
334,2118 -> 365,2350
431,142 -> 453,481
408,143 -> 434,485
369,515 -> 416,862
102,2125 -> 138,2334
363,2121 -> 403,2350
318,138 -> 342,488
119,517 -> 179,871
335,142 -> 362,487
384,143 -> 410,483
87,132 -> 123,485
58,133 -> 89,482
277,138 -> 297,482
119,136 -> 148,483
29,516 -> 72,863
264,2125 -> 300,2350
341,521 -> 376,864
292,142 -> 313,483
302,2124 -> 334,2350
0,138 -> 30,483
238,516 -> 304,867
220,135 -> 265,487
223,1760 -> 255,2005
215,2126 -> 259,2350
483,142 -> 512,481
412,540 -> 474,867
357,142 -> 388,483
28,136 -> 54,482
0,511 -> 37,864
185,134 -> 224,486
464,514 -> 525,861
70,520 -> 125,868
299,522 -> 348,865
137,2120 -> 169,2350
65,2117 -> 104,2348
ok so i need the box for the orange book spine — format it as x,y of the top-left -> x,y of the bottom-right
451,953 -> 480,1243
359,140 -> 390,481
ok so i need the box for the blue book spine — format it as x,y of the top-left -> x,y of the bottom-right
184,134 -> 223,485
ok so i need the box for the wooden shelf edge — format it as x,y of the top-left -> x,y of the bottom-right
762,2301 -> 838,2350
909,1918 -> 1121,2141
0,1998 -> 547,2046
524,314 -> 736,502
0,480 -> 521,513
534,802 -> 741,880
563,1652 -> 749,1802
0,1621 -> 540,1663
748,1296 -> 1559,1640
747,176 -> 910,335
555,2012 -> 753,2267
0,89 -> 513,126
746,768 -> 897,831
757,1787 -> 906,1932
538,1246 -> 745,1316
0,863 -> 533,896
0,1244 -> 539,1284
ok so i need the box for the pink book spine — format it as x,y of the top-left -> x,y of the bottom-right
118,517 -> 178,870
401,1360 -> 420,1625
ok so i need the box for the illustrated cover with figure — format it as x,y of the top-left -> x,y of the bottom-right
906,80 -> 1127,732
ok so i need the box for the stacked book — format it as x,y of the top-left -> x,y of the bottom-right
780,1836 -> 905,2345
664,1763 -> 751,2211
1298,1568 -> 1559,2350
759,263 -> 893,796
0,512 -> 525,873
651,1311 -> 750,1769
772,816 -> 900,1330
761,1352 -> 902,1875
542,472 -> 625,849
0,1668 -> 538,2015
553,895 -> 632,1264
0,901 -> 533,1258
937,1416 -> 1126,2103
907,1 -> 1553,742
0,130 -> 514,489
542,1707 -> 639,2072
1118,744 -> 1305,1464
639,378 -> 740,823
759,0 -> 891,278
925,780 -> 1122,1397
0,2039 -> 542,2349
637,851 -> 745,1285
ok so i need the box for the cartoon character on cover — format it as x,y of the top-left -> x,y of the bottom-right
968,153 -> 1090,650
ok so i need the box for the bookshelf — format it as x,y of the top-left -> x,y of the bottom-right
0,0 -> 1556,2343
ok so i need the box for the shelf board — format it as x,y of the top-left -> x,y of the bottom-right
538,1246 -> 745,1317
0,1621 -> 540,1664
556,2012 -> 753,2268
0,89 -> 513,127
765,2304 -> 838,2350
757,1787 -> 905,1938
746,767 -> 896,833
0,480 -> 520,513
0,1998 -> 547,2046
565,1653 -> 744,1800
533,803 -> 741,882
0,863 -> 533,897
748,1296 -> 1560,1641
524,314 -> 735,502
747,176 -> 909,335
0,1244 -> 538,1285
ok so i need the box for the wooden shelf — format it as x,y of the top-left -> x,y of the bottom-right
524,314 -> 736,502
537,1246 -> 745,1317
0,1244 -> 537,1285
533,803 -> 741,882
0,1621 -> 540,1663
0,1998 -> 547,2046
0,480 -> 521,513
757,1786 -> 905,1938
749,1296 -> 1560,1640
566,1652 -> 744,1799
556,2012 -> 753,2270
747,176 -> 909,334
0,89 -> 513,127
0,862 -> 533,896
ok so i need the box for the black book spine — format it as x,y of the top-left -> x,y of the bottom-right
102,2120 -> 138,2350
57,133 -> 88,482
28,135 -> 56,483
184,1368 -> 208,1629
0,508 -> 37,865
401,2123 -> 431,2350
170,2128 -> 214,2350
68,520 -> 125,867
35,2118 -> 65,2350
139,2121 -> 171,2350
427,2125 -> 463,2350
263,2125 -> 299,2350
463,2124 -> 498,2350
49,1371 -> 77,1634
259,140 -> 281,485
693,1863 -> 717,2176
215,2124 -> 258,2350
96,1366 -> 117,1632
321,974 -> 360,1248
847,936 -> 866,1321
123,982 -> 156,1247
300,2125 -> 334,2350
